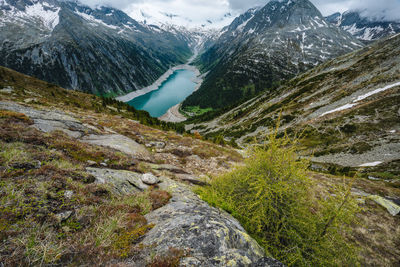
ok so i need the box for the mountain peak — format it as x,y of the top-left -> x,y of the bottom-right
326,10 -> 400,41
183,0 -> 363,110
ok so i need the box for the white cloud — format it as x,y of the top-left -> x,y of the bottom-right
124,0 -> 235,28
77,0 -> 400,27
312,0 -> 400,20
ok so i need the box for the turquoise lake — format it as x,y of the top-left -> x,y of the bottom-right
127,69 -> 197,117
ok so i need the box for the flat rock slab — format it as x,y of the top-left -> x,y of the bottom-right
174,173 -> 209,186
149,163 -> 188,174
0,101 -> 94,138
81,134 -> 151,160
86,167 -> 149,195
0,101 -> 151,160
139,178 -> 280,266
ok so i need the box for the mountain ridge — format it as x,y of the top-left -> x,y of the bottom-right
326,10 -> 400,41
186,33 -> 400,176
183,0 -> 364,110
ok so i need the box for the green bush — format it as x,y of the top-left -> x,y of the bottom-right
196,131 -> 360,266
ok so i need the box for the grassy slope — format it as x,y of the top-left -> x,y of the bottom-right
0,66 -> 399,266
0,66 -> 242,265
190,34 -> 400,176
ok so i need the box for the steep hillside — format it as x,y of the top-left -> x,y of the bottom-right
0,0 -> 192,96
0,65 -> 281,266
1,66 -> 399,266
187,33 -> 400,177
326,11 -> 400,42
182,0 -> 363,110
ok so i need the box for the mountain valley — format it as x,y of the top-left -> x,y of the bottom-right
1,0 -> 400,266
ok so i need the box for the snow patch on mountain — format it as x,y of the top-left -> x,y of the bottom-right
75,10 -> 118,29
25,2 -> 60,30
0,1 -> 60,31
320,81 -> 400,117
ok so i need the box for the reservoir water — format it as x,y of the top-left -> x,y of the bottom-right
127,69 -> 197,118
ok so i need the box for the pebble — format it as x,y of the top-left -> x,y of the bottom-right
141,173 -> 160,185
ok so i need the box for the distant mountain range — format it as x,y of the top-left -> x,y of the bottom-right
182,0 -> 364,110
0,0 -> 194,96
326,11 -> 400,42
1,0 -> 398,100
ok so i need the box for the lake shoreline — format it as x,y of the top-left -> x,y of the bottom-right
115,64 -> 200,103
116,51 -> 200,103
116,51 -> 204,123
158,103 -> 187,122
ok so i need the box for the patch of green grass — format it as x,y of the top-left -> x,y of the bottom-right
0,142 -> 32,166
196,131 -> 360,266
181,106 -> 213,117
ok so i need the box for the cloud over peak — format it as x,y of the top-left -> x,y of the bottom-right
77,0 -> 400,27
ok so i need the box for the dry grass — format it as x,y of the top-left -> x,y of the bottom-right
147,248 -> 188,267
0,113 -> 172,266
310,172 -> 400,266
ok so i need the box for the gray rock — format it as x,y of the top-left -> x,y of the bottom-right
55,211 -> 73,223
175,173 -> 209,186
0,86 -> 13,93
24,98 -> 37,103
64,190 -> 74,199
149,163 -> 188,174
368,195 -> 400,216
81,134 -> 151,160
87,160 -> 97,166
141,173 -> 160,185
86,167 -> 149,195
145,141 -> 166,149
0,101 -> 92,138
140,177 -> 275,266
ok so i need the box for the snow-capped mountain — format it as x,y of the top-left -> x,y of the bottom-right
326,11 -> 400,42
151,23 -> 222,53
183,0 -> 364,109
128,6 -> 234,30
0,0 -> 192,95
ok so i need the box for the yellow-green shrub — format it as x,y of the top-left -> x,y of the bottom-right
196,131 -> 360,266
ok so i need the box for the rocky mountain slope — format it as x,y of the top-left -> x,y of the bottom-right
0,65 -> 283,266
0,0 -> 193,96
1,65 -> 399,266
187,32 -> 400,177
182,0 -> 363,110
326,11 -> 400,42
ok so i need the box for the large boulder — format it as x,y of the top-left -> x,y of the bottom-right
86,168 -> 149,195
139,177 -> 281,266
81,134 -> 151,160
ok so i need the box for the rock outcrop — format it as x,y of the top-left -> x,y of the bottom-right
0,101 -> 151,160
141,177 -> 280,266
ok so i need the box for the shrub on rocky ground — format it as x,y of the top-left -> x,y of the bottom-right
196,130 -> 360,266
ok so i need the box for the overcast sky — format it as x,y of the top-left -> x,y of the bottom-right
79,0 -> 400,28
